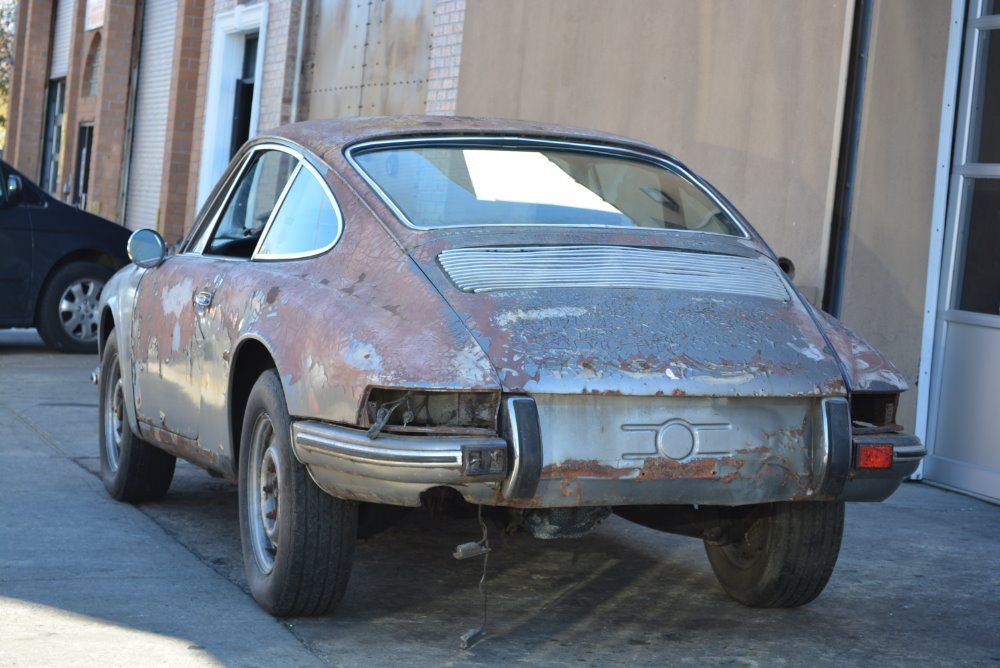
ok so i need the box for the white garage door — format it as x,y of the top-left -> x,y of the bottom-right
124,0 -> 177,231
49,0 -> 75,78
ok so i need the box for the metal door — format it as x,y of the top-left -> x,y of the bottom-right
124,0 -> 177,231
926,0 -> 1000,502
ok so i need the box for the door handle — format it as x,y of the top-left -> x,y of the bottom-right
193,290 -> 214,309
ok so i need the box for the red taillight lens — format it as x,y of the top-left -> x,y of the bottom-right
858,445 -> 893,469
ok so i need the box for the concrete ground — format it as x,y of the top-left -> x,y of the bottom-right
1,327 -> 998,667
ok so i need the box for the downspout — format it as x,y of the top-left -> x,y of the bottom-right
289,0 -> 308,123
823,0 -> 874,316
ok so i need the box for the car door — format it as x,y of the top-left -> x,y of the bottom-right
131,147 -> 297,447
0,162 -> 35,324
195,154 -> 345,456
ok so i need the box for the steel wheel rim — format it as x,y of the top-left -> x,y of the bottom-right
248,413 -> 281,574
58,278 -> 103,343
103,360 -> 124,472
721,518 -> 767,570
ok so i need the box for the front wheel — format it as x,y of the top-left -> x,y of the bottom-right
37,261 -> 112,353
704,501 -> 844,608
98,330 -> 176,501
238,370 -> 357,617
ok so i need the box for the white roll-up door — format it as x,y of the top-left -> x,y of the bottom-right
124,0 -> 177,231
49,0 -> 75,78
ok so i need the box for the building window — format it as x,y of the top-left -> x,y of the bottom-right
40,79 -> 66,195
74,124 -> 94,209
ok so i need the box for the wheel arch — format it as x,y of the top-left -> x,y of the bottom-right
229,336 -> 280,474
99,305 -> 116,354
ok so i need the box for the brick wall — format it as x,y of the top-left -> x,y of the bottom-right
258,0 -> 299,131
425,0 -> 465,115
86,0 -> 137,221
60,1 -> 96,207
6,1 -> 54,180
184,0 -> 221,233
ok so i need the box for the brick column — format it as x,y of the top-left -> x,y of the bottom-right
6,1 -> 54,180
59,0 -> 96,204
158,0 -> 207,242
182,1 -> 218,233
87,0 -> 137,221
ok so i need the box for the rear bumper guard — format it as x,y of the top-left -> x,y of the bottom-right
842,432 -> 927,502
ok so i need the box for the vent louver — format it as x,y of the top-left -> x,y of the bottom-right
438,245 -> 789,301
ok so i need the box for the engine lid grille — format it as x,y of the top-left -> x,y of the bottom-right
438,245 -> 789,301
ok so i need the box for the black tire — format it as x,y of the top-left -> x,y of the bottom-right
37,261 -> 113,354
704,501 -> 844,608
238,370 -> 357,617
99,331 -> 176,502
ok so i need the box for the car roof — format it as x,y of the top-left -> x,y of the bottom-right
267,115 -> 670,164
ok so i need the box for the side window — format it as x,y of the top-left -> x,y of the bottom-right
205,149 -> 297,258
256,164 -> 342,258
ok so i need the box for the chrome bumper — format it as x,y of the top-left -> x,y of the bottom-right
291,397 -> 926,509
291,420 -> 508,506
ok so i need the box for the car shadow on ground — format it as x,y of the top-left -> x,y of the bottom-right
114,462 -> 990,666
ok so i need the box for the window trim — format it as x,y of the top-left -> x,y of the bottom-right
186,142 -> 345,261
185,144 -> 282,256
252,157 -> 346,261
345,136 -> 750,239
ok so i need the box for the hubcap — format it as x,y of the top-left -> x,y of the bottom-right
248,414 -> 281,574
59,278 -> 104,343
103,360 -> 124,472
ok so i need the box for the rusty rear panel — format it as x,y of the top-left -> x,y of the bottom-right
462,395 -> 828,508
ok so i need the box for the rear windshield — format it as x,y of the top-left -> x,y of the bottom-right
352,144 -> 743,235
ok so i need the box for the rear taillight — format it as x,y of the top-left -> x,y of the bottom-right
858,444 -> 893,469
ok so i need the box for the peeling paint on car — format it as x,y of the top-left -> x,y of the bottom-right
101,116 -> 917,514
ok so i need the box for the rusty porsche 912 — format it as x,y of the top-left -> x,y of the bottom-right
96,116 -> 924,616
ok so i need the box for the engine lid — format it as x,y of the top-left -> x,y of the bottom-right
414,242 -> 846,398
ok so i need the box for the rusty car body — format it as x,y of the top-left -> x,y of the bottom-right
96,116 -> 924,616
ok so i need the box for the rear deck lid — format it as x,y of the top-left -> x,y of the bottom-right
414,242 -> 846,398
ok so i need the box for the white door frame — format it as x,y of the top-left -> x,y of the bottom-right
914,0 -> 967,477
197,2 -> 269,208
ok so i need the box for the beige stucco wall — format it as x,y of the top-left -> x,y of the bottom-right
839,0 -> 951,430
455,0 -> 855,302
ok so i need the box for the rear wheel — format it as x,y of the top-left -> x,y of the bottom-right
98,331 -> 176,501
704,501 -> 844,608
37,261 -> 112,353
238,370 -> 357,616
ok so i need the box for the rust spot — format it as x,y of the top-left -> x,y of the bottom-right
636,456 -> 742,482
266,286 -> 280,304
540,459 -> 631,480
140,423 -> 233,480
672,388 -> 686,397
